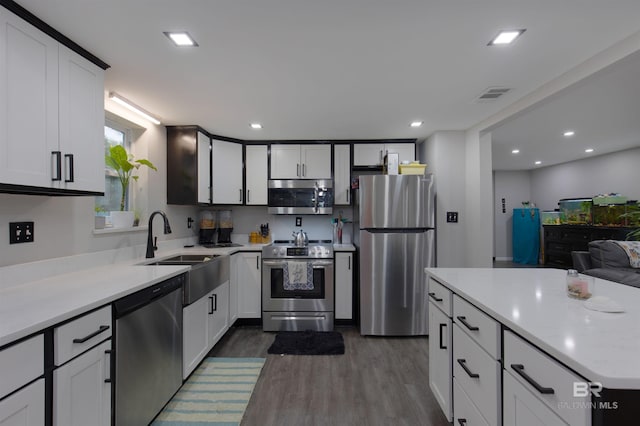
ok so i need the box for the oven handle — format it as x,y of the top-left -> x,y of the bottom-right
262,259 -> 334,267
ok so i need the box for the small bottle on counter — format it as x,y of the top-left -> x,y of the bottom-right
566,269 -> 593,299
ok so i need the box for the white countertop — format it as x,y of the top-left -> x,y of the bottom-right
425,268 -> 640,389
333,243 -> 356,252
0,243 -> 266,347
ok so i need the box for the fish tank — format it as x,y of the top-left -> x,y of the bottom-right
592,204 -> 627,227
559,198 -> 592,225
541,210 -> 561,225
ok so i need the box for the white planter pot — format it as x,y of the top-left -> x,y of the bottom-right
110,211 -> 135,228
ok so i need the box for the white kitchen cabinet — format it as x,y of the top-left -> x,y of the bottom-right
0,379 -> 45,426
428,300 -> 453,422
245,145 -> 268,205
212,139 -> 243,204
235,252 -> 262,318
334,252 -> 353,319
53,340 -> 111,426
0,9 -> 104,193
503,371 -> 565,426
197,131 -> 212,203
209,281 -> 230,345
270,144 -> 331,179
333,145 -> 351,205
353,143 -> 415,166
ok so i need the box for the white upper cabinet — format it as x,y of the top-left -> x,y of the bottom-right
196,131 -> 211,204
212,139 -> 243,204
271,144 -> 331,179
245,145 -> 268,205
353,143 -> 415,166
0,8 -> 105,193
333,144 -> 351,205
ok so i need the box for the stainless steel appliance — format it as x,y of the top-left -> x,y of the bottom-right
113,273 -> 185,426
357,174 -> 435,336
268,179 -> 333,214
262,240 -> 334,331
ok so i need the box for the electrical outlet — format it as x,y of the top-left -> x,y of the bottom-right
296,217 -> 302,226
446,212 -> 459,223
10,221 -> 34,244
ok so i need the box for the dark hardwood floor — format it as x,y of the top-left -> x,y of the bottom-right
208,325 -> 451,426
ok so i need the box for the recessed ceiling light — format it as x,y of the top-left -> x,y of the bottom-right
585,148 -> 594,153
488,29 -> 526,46
250,123 -> 262,129
563,130 -> 576,137
164,31 -> 198,47
410,121 -> 423,128
511,149 -> 520,154
534,161 -> 542,165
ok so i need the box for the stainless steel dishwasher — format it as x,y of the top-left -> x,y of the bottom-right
113,273 -> 185,426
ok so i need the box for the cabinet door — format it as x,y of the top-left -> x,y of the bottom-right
58,45 -> 104,193
53,340 -> 111,426
333,145 -> 351,205
428,302 -> 452,421
209,281 -> 230,347
385,143 -> 415,164
183,295 -> 210,379
197,131 -> 211,204
0,379 -> 44,426
237,253 -> 262,318
229,254 -> 239,325
300,145 -> 331,179
335,252 -> 353,319
245,145 -> 268,205
212,139 -> 243,204
270,144 -> 301,179
353,144 -> 384,166
0,10 -> 59,188
503,371 -> 566,426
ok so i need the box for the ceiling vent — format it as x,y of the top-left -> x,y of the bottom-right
476,87 -> 512,102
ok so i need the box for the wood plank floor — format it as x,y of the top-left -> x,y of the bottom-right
208,325 -> 450,426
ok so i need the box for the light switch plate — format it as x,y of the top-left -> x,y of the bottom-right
10,221 -> 34,244
446,212 -> 459,223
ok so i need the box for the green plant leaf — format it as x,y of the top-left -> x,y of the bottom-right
135,159 -> 157,171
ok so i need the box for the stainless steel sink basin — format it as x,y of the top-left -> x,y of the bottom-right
152,254 -> 220,265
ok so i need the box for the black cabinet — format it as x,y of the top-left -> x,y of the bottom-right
543,225 -> 635,268
166,126 -> 210,205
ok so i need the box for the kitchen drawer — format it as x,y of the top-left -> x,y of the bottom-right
504,330 -> 590,426
453,324 -> 501,426
428,277 -> 452,316
453,295 -> 500,359
54,305 -> 112,366
503,370 -> 566,426
0,334 -> 43,399
453,378 -> 489,426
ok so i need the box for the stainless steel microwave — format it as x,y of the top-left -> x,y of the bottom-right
268,180 -> 333,214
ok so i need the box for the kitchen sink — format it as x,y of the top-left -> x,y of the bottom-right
150,254 -> 220,265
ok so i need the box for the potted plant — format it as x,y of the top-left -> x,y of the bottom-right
105,145 -> 157,227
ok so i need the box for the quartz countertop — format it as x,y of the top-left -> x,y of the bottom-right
425,267 -> 640,389
0,243 -> 266,347
333,243 -> 356,252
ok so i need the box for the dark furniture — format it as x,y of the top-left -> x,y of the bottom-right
572,240 -> 640,288
542,225 -> 635,268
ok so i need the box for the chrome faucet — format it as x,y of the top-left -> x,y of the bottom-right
146,211 -> 172,258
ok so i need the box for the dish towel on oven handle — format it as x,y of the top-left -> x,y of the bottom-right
283,261 -> 315,290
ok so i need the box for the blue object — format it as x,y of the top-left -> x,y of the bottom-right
513,208 -> 540,264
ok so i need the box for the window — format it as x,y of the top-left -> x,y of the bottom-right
95,122 -> 131,213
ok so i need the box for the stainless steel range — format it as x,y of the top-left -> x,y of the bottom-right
262,240 -> 334,331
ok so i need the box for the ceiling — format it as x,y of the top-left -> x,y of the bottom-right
12,0 -> 640,163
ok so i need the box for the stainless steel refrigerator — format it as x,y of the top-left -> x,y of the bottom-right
357,174 -> 435,336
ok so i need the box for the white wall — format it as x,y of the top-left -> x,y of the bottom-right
493,170 -> 532,260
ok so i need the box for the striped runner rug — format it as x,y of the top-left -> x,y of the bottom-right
152,357 -> 265,426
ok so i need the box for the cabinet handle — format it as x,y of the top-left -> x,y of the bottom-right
457,359 -> 479,378
510,364 -> 555,395
439,323 -> 447,349
256,255 -> 260,269
348,256 -> 351,270
297,163 -> 300,177
456,316 -> 479,331
64,153 -> 74,182
239,188 -> 242,202
209,296 -> 214,314
104,349 -> 112,383
302,163 -> 306,177
51,151 -> 62,181
73,325 -> 110,344
457,419 -> 467,426
346,189 -> 350,203
428,292 -> 443,302
247,189 -> 250,203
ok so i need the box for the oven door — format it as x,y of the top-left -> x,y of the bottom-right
262,259 -> 334,312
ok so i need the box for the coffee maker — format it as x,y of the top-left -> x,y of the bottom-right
198,211 -> 216,245
217,210 -> 233,244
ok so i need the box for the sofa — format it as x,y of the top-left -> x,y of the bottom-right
572,240 -> 640,288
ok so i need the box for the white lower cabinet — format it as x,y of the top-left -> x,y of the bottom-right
503,371 -> 565,426
53,340 -> 111,426
0,379 -> 44,426
235,252 -> 262,318
183,281 -> 230,379
453,378 -> 489,426
428,300 -> 452,421
334,252 -> 353,320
